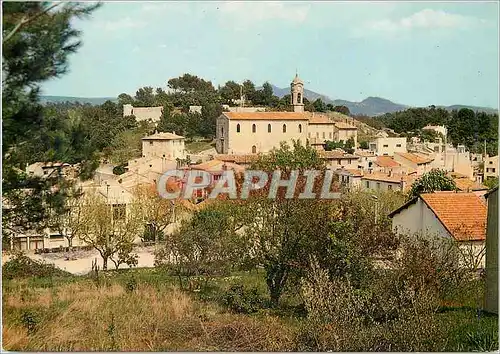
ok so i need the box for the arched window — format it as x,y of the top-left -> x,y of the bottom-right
283,124 -> 287,133
236,124 -> 240,133
252,124 -> 256,133
268,124 -> 271,133
297,92 -> 302,104
252,145 -> 257,153
299,124 -> 302,133
221,127 -> 224,135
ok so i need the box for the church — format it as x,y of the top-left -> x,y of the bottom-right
215,74 -> 357,155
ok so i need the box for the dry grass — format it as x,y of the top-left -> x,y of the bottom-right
2,280 -> 293,351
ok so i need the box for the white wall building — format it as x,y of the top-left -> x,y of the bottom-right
369,137 -> 407,156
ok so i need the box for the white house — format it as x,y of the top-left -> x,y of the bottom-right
369,137 -> 407,156
390,191 -> 487,268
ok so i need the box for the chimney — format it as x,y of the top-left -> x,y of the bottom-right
173,131 -> 176,135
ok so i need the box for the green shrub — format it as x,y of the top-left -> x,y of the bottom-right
2,252 -> 72,280
221,284 -> 268,314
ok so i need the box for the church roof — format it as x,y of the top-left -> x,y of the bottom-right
222,112 -> 309,121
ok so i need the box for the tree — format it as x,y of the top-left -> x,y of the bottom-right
243,140 -> 335,306
155,202 -> 249,290
199,103 -> 222,138
78,192 -> 141,270
332,105 -> 350,116
118,93 -> 134,106
219,80 -> 241,104
2,1 -> 100,248
359,140 -> 369,149
131,184 -> 175,244
484,177 -> 499,190
407,169 -> 457,200
313,98 -> 327,113
242,79 -> 256,103
134,86 -> 156,107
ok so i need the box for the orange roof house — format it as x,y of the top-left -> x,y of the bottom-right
390,191 -> 487,242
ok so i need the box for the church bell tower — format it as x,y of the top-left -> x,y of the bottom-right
290,72 -> 304,113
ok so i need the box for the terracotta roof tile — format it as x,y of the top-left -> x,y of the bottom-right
142,132 -> 185,140
355,151 -> 375,158
375,156 -> 401,168
191,159 -> 245,173
334,122 -> 357,130
222,112 -> 309,121
453,178 -> 488,192
319,151 -> 358,159
308,113 -> 334,124
214,154 -> 259,164
395,152 -> 433,164
420,192 -> 486,241
362,171 -> 415,184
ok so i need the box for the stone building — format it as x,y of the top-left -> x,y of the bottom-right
215,74 -> 357,155
369,137 -> 407,156
141,132 -> 186,160
484,155 -> 499,181
123,104 -> 163,122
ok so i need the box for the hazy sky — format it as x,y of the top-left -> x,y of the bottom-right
42,1 -> 499,108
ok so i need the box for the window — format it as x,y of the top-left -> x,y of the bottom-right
376,182 -> 381,189
131,109 -> 134,115
268,124 -> 271,133
322,132 -> 325,139
283,124 -> 287,133
252,124 -> 256,133
221,127 -> 224,135
366,181 -> 370,188
299,124 -> 302,133
149,141 -> 154,145
396,144 -> 402,147
316,132 -> 319,138
297,92 -> 302,104
493,168 -> 496,173
308,132 -> 311,138
112,204 -> 126,221
252,145 -> 257,153
388,185 -> 392,190
383,144 -> 389,148
490,161 -> 493,164
236,124 -> 241,133
329,132 -> 332,139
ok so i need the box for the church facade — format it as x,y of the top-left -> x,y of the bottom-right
215,74 -> 357,155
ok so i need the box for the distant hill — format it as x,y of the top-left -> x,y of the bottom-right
41,91 -> 497,117
269,85 -> 497,116
40,96 -> 117,105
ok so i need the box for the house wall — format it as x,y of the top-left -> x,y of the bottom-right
308,123 -> 336,143
223,119 -> 308,154
362,178 -> 402,192
336,129 -> 358,148
484,155 -> 499,180
142,139 -> 186,160
392,199 -> 451,237
485,188 -> 498,314
216,115 -> 230,154
369,137 -> 407,156
123,104 -> 163,122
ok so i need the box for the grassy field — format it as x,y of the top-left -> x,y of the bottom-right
2,267 -> 498,351
185,140 -> 215,154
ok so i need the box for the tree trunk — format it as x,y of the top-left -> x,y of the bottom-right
102,256 -> 108,270
266,264 -> 287,308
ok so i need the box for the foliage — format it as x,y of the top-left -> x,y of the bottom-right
131,184 -> 175,243
376,107 -> 498,155
77,192 -> 141,270
324,137 -> 355,153
407,169 -> 457,200
221,284 -> 268,314
2,252 -> 72,280
2,2 -> 100,248
359,140 -> 369,149
332,105 -> 350,115
155,202 -> 249,289
484,177 -> 499,190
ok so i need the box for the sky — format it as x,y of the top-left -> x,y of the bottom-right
42,1 -> 499,108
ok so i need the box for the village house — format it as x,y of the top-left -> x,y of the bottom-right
394,152 -> 434,175
369,137 -> 407,156
320,150 -> 360,169
215,74 -> 357,155
141,131 -> 186,160
123,104 -> 163,122
422,124 -> 447,138
361,170 -> 416,192
354,150 -> 377,170
390,192 -> 487,268
484,155 -> 499,181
